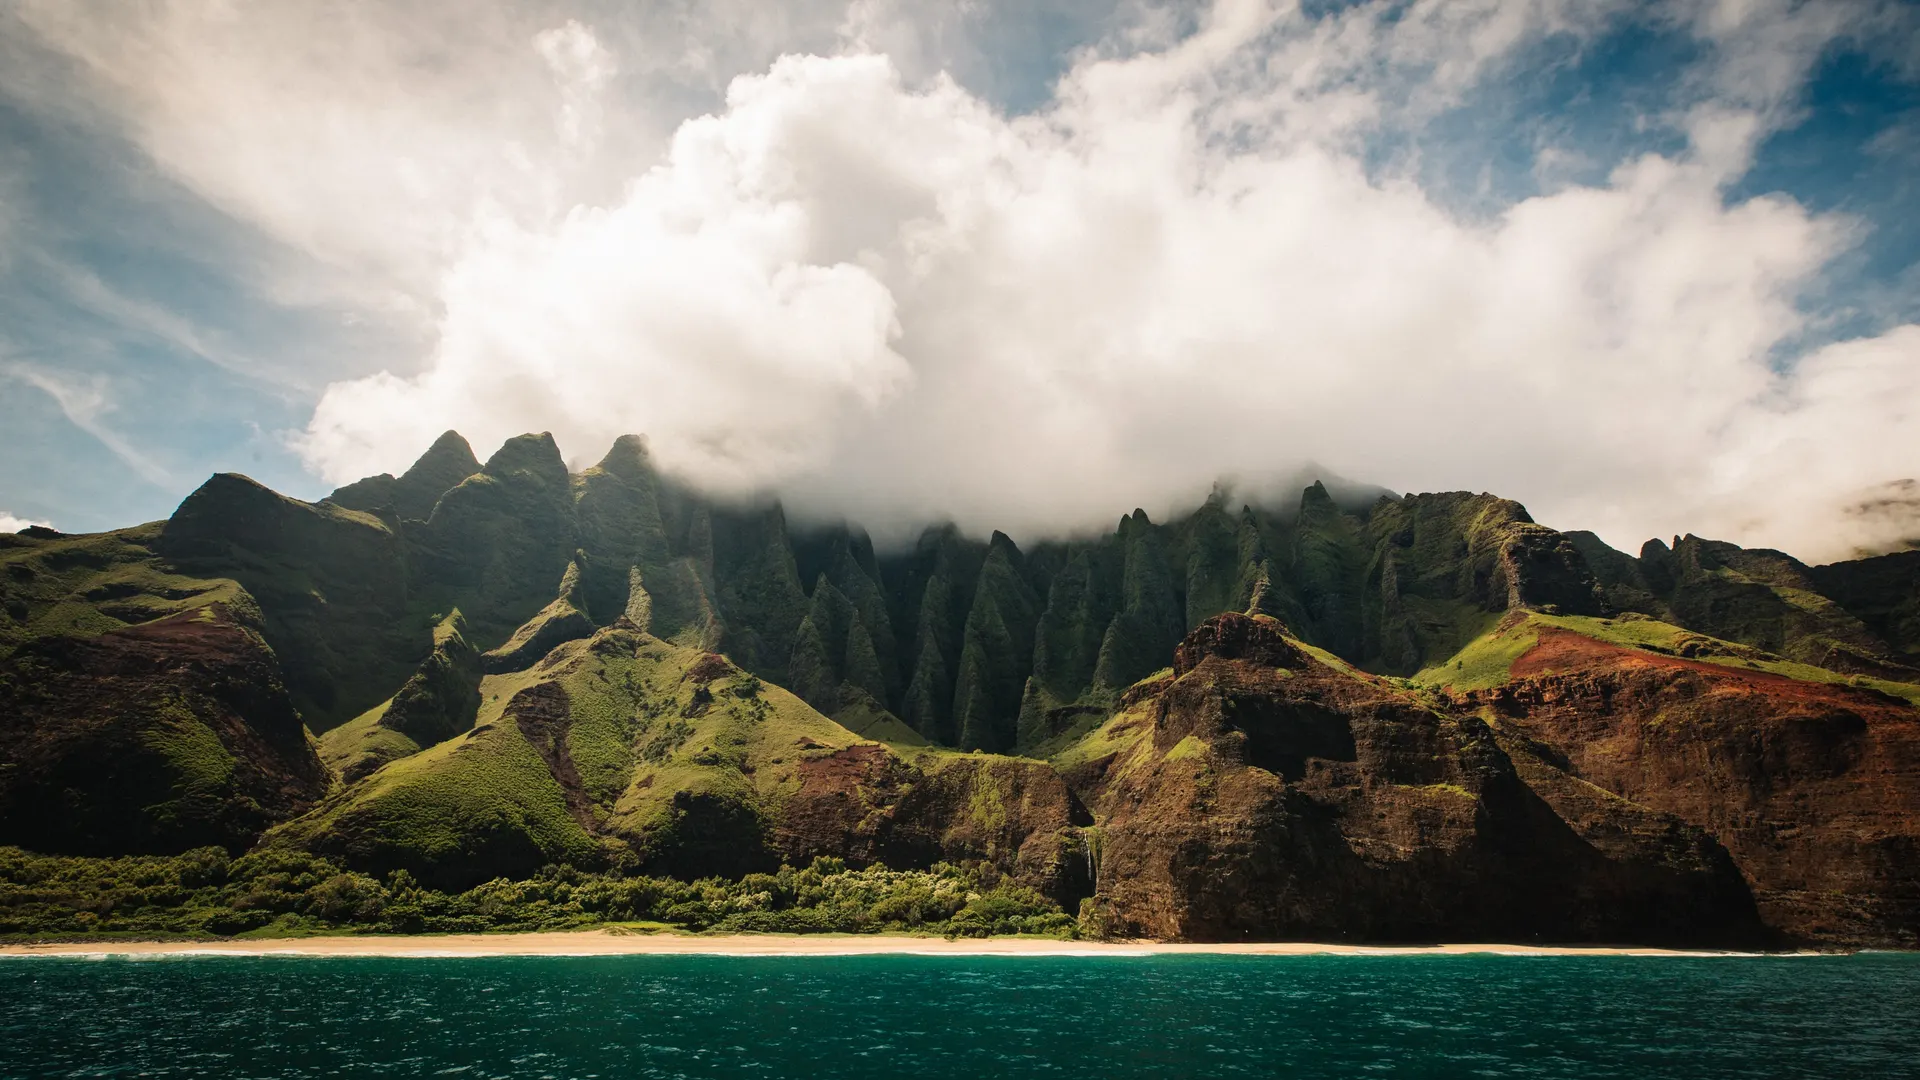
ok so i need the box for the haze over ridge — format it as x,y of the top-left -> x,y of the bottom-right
2,1 -> 1918,561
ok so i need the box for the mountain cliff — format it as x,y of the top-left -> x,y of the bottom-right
3,430 -> 1917,946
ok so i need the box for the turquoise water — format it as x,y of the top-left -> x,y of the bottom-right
3,953 -> 1917,1078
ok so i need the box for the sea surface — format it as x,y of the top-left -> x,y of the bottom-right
3,951 -> 1918,1078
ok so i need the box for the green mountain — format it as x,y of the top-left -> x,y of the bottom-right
4,430 -> 1917,946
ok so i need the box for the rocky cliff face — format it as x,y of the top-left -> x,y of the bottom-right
0,603 -> 327,855
1574,533 -> 1915,679
5,429 -> 1918,946
1468,626 -> 1920,947
1810,549 -> 1920,666
1064,614 -> 1764,945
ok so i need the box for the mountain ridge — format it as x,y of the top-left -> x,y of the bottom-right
3,429 -> 1917,946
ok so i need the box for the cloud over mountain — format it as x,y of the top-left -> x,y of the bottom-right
11,0 -> 1920,558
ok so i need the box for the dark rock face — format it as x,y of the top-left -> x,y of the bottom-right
1811,549 -> 1920,665
0,605 -> 328,854
1579,533 -> 1913,678
324,430 -> 482,524
413,434 -> 581,650
770,743 -> 1087,903
157,473 -> 418,730
1075,616 -> 1766,945
1172,612 -> 1305,674
1472,627 -> 1920,948
1496,526 -> 1606,615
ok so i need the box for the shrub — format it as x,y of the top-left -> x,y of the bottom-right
0,846 -> 1076,941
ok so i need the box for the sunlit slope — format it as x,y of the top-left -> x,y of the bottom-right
277,624 -> 1086,892
1413,610 -> 1920,704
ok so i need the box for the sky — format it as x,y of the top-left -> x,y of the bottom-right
0,0 -> 1917,562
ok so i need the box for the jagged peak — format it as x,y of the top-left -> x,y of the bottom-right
557,554 -> 586,604
405,430 -> 481,480
423,429 -> 476,457
432,607 -> 471,643
482,432 -> 567,483
592,434 -> 654,480
810,570 -> 847,601
189,471 -> 277,499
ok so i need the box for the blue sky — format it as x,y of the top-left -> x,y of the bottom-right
1,1 -> 1917,561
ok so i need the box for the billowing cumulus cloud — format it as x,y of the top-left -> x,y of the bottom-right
15,0 -> 1920,560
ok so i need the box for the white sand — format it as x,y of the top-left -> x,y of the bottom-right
0,931 -> 1790,959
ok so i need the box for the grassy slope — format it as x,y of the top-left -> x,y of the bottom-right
318,701 -> 417,779
276,654 -> 596,876
277,627 -> 889,882
0,526 -> 244,658
1412,611 -> 1920,704
608,637 -> 864,842
318,610 -> 483,782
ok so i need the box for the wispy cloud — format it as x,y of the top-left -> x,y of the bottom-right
4,362 -> 172,487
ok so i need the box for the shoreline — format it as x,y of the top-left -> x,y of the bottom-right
0,930 -> 1824,959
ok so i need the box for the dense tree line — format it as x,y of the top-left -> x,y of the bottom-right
0,847 -> 1076,940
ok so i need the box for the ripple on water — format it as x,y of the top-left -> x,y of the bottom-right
1,953 -> 1918,1078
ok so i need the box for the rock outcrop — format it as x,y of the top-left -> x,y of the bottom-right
0,603 -> 327,854
1469,626 -> 1920,947
1066,614 -> 1766,945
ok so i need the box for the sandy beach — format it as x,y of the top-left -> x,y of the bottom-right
0,931 -> 1785,959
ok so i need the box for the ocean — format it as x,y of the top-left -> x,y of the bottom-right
3,952 -> 1916,1078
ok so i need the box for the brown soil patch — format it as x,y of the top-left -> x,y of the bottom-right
1512,627 -> 1908,711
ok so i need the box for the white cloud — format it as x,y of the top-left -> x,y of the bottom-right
17,1 -> 1920,562
5,364 -> 173,487
0,510 -> 53,534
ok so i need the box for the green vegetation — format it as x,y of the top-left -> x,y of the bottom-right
952,536 -> 1042,752
0,847 -> 1075,941
284,624 -> 899,888
1163,735 -> 1208,762
1410,616 -> 1541,691
0,524 -> 243,659
321,610 -> 483,782
1048,701 -> 1155,779
10,428 -> 1918,916
1413,610 -> 1920,704
481,559 -> 596,672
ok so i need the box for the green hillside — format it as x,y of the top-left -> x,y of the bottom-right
6,428 -> 1919,947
